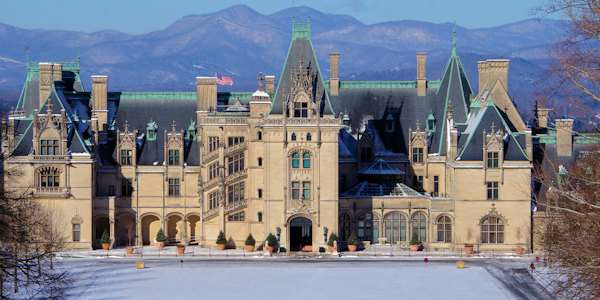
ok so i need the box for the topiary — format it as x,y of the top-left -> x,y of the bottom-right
266,233 -> 277,247
327,233 -> 337,247
410,232 -> 421,245
100,230 -> 111,244
347,232 -> 358,246
155,228 -> 166,242
245,233 -> 256,246
216,231 -> 227,245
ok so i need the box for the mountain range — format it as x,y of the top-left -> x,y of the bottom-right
0,5 -> 566,117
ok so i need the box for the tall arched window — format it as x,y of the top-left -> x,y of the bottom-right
291,133 -> 297,141
411,212 -> 427,242
302,153 -> 311,168
481,215 -> 504,244
358,213 -> 379,243
385,213 -> 407,243
307,133 -> 312,141
38,167 -> 60,188
436,215 -> 452,242
339,214 -> 352,241
258,157 -> 263,166
291,153 -> 300,168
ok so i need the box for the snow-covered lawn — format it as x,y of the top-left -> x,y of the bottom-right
57,258 -> 526,299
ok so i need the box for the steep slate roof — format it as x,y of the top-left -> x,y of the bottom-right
358,158 -> 404,175
271,21 -> 334,116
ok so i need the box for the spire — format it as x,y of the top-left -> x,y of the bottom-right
451,21 -> 457,57
25,44 -> 30,63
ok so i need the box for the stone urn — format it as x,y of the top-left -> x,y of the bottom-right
410,245 -> 419,252
217,243 -> 226,251
464,245 -> 474,255
102,243 -> 110,250
268,246 -> 275,254
348,245 -> 357,252
177,245 -> 185,254
246,245 -> 255,252
154,242 -> 165,249
126,247 -> 134,254
514,247 -> 524,255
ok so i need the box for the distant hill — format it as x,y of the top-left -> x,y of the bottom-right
0,5 -> 565,116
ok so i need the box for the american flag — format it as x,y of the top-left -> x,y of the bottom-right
215,73 -> 234,86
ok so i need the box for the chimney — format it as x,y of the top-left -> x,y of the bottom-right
487,59 -> 509,91
416,53 -> 427,96
477,61 -> 489,96
52,63 -> 63,82
329,53 -> 340,96
525,128 -> 533,160
556,119 -> 574,157
196,77 -> 217,112
92,75 -> 108,131
265,75 -> 275,93
536,107 -> 551,129
39,63 -> 53,107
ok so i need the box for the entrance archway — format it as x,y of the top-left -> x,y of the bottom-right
290,217 -> 312,252
116,214 -> 136,247
167,215 -> 183,244
95,216 -> 110,245
141,215 -> 160,245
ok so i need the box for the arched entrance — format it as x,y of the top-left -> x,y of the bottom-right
187,215 -> 201,245
116,214 -> 136,247
95,216 -> 110,246
167,215 -> 183,244
141,215 -> 160,245
290,217 -> 312,252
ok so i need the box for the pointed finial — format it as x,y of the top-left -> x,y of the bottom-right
47,96 -> 53,114
172,120 -> 177,132
307,10 -> 311,23
124,120 -> 129,131
491,122 -> 496,133
257,72 -> 264,91
416,120 -> 421,131
25,44 -> 30,62
299,54 -> 304,68
451,21 -> 457,57
77,45 -> 81,63
447,99 -> 453,120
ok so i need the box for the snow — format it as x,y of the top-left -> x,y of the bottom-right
50,257 -> 521,299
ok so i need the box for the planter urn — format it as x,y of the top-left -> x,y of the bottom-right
154,242 -> 164,249
217,243 -> 226,251
514,247 -> 524,255
464,246 -> 474,255
102,243 -> 110,250
246,245 -> 255,252
348,245 -> 357,252
126,247 -> 134,254
410,244 -> 419,252
268,246 -> 275,254
328,246 -> 335,253
177,245 -> 185,254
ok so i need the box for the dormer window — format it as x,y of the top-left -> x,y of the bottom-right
121,150 -> 132,165
486,152 -> 499,168
40,139 -> 59,155
385,114 -> 394,132
426,112 -> 436,133
294,102 -> 308,118
186,121 -> 197,141
168,150 -> 180,165
146,120 -> 157,141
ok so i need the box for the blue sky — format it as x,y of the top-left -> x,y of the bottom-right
1,0 -> 548,34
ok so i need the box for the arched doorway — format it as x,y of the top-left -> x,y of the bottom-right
95,216 -> 110,246
187,215 -> 201,245
141,215 -> 160,245
290,217 -> 312,252
116,214 -> 136,247
167,215 -> 183,244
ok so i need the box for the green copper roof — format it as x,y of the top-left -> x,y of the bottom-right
325,80 -> 442,90
120,92 -> 196,101
292,22 -> 311,40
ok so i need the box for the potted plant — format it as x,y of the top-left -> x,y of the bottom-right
154,228 -> 166,249
245,233 -> 256,252
410,232 -> 421,252
266,233 -> 278,254
327,233 -> 337,253
514,227 -> 525,255
126,222 -> 135,254
100,230 -> 111,250
216,231 -> 227,250
464,229 -> 474,255
347,232 -> 359,252
177,244 -> 185,254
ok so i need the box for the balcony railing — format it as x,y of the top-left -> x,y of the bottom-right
202,151 -> 218,164
203,207 -> 218,221
33,155 -> 69,160
224,142 -> 247,156
224,169 -> 247,185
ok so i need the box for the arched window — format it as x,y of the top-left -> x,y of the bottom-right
358,213 -> 379,243
291,133 -> 296,141
302,153 -> 311,168
411,212 -> 427,242
385,213 -> 407,243
38,167 -> 60,188
291,153 -> 300,168
258,189 -> 263,198
339,214 -> 352,241
307,133 -> 312,141
258,157 -> 263,166
481,215 -> 504,244
436,215 -> 452,242
257,212 -> 263,222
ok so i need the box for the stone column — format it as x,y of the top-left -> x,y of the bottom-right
109,196 -> 116,249
183,218 -> 188,245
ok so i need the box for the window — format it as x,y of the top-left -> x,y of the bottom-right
209,191 -> 218,210
257,212 -> 263,222
412,147 -> 424,163
72,223 -> 80,242
302,182 -> 311,200
227,153 -> 245,175
121,178 -> 133,196
168,178 -> 180,196
339,214 -> 352,241
433,176 -> 439,197
437,216 -> 452,242
302,153 -> 311,168
208,136 -> 220,152
227,182 -> 245,204
411,213 -> 427,243
291,133 -> 297,141
292,153 -> 300,168
292,181 -> 300,199
257,131 -> 262,141
358,213 -> 379,243
413,175 -> 424,190
385,213 -> 407,243
108,185 -> 115,196
120,149 -> 132,165
39,168 -> 60,187
168,150 -> 180,165
227,211 -> 245,222
258,157 -> 262,166
487,182 -> 499,200
228,136 -> 244,146
147,129 -> 156,140
481,216 -> 504,244
360,148 -> 372,162
209,163 -> 219,180
385,114 -> 394,132
487,152 -> 499,168
306,133 -> 312,141
294,102 -> 308,118
258,189 -> 263,198
40,139 -> 59,155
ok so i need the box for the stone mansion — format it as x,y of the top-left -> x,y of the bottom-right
1,20 -> 578,253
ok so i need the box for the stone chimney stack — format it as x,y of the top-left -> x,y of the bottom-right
556,119 -> 574,157
265,75 -> 275,93
487,59 -> 509,91
196,77 -> 217,113
416,53 -> 427,96
92,75 -> 108,131
39,63 -> 54,107
52,63 -> 63,82
477,61 -> 489,96
329,53 -> 340,96
536,107 -> 552,129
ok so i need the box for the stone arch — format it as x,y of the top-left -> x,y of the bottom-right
166,213 -> 184,244
141,213 -> 161,245
186,213 -> 201,244
435,214 -> 453,243
115,213 -> 136,247
94,215 -> 110,246
356,212 -> 380,243
383,211 -> 408,243
410,211 -> 428,243
338,212 -> 352,241
287,214 -> 315,252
